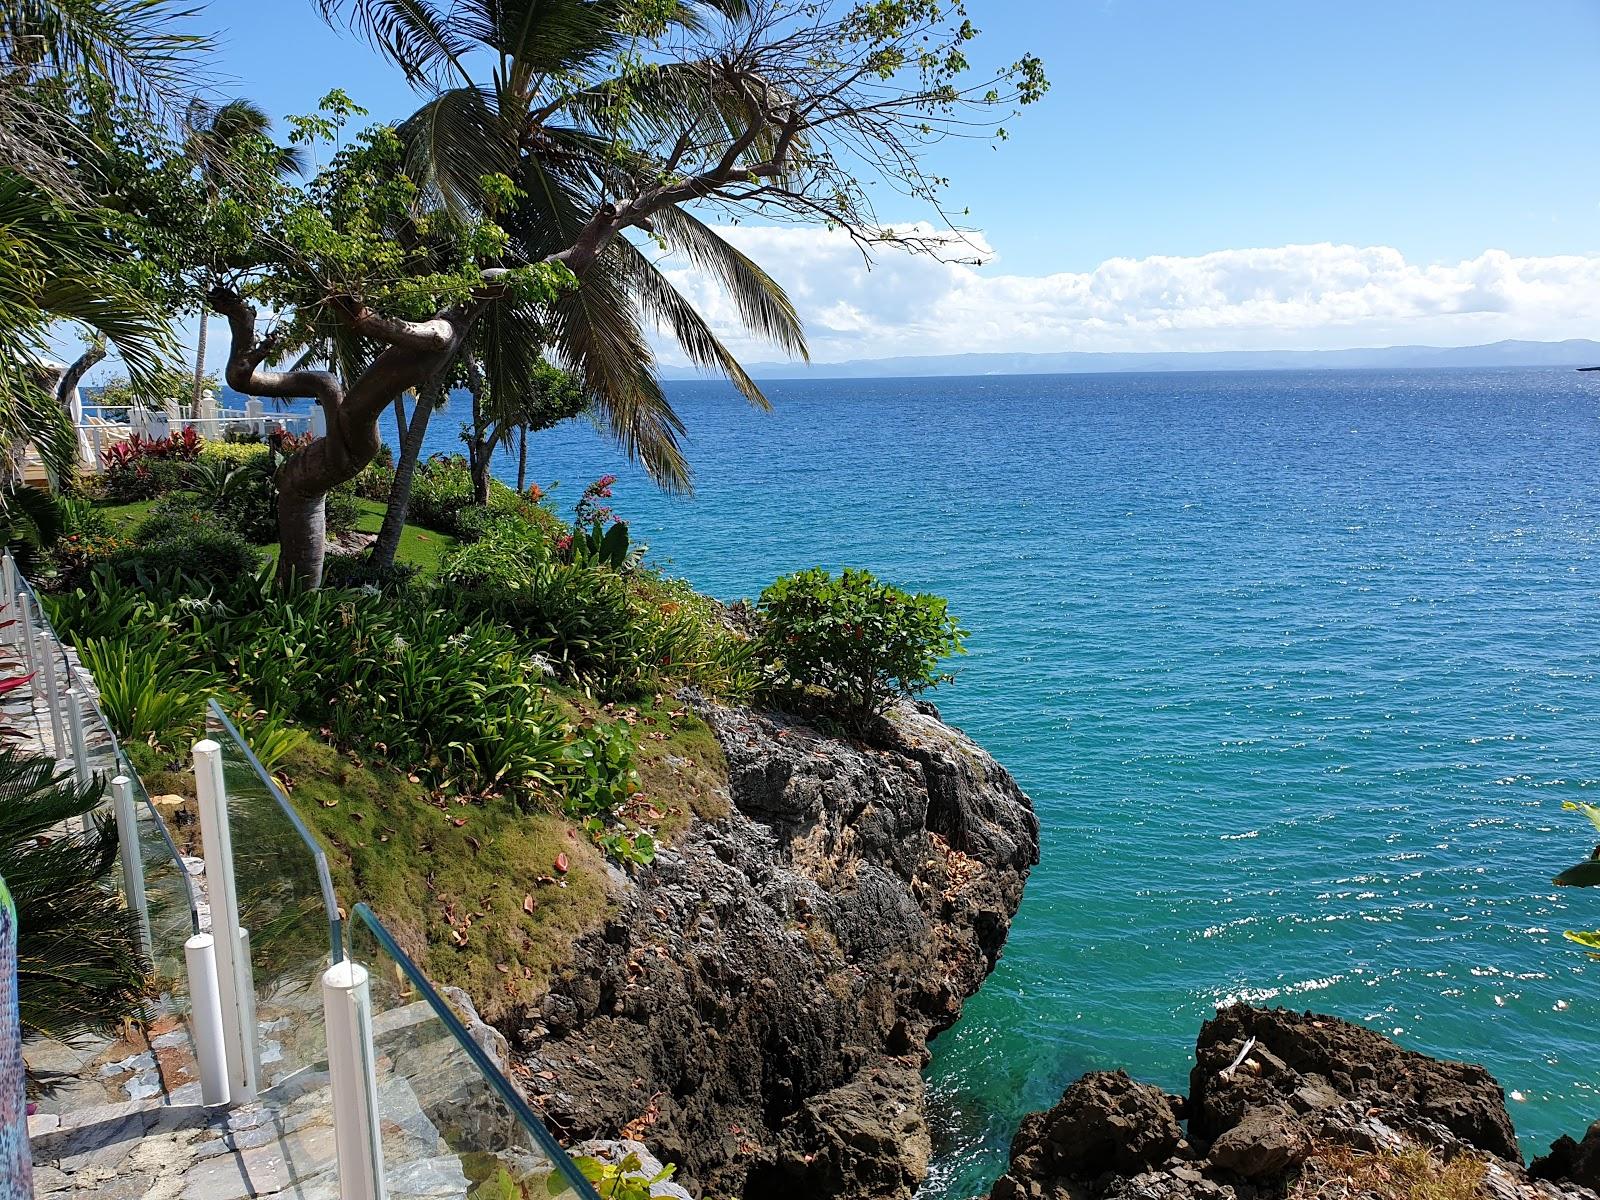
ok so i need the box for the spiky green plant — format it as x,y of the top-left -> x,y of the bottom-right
0,746 -> 147,1048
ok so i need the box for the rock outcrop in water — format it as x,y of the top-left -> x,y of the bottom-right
991,1004 -> 1599,1200
515,698 -> 1039,1200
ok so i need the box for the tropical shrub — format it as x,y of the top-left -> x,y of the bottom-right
74,636 -> 214,753
198,440 -> 271,469
320,554 -> 419,593
757,567 -> 967,719
102,428 -> 202,501
325,485 -> 362,536
0,747 -> 147,1052
629,573 -> 763,702
104,505 -> 261,586
192,452 -> 279,541
407,454 -> 475,534
224,590 -> 577,799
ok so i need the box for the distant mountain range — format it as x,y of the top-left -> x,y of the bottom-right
657,338 -> 1600,381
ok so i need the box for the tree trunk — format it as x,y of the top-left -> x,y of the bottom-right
54,343 -> 105,412
392,394 -> 408,446
517,425 -> 528,492
468,413 -> 491,506
370,380 -> 440,571
208,285 -> 472,590
191,307 -> 209,418
276,487 -> 327,588
464,352 -> 491,506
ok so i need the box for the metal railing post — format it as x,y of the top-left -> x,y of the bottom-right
193,739 -> 259,1102
184,933 -> 231,1107
111,775 -> 152,959
322,957 -> 385,1200
15,586 -> 37,682
0,551 -> 15,642
36,623 -> 65,757
65,688 -> 91,787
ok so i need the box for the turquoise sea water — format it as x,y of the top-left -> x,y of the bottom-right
406,367 -> 1600,1198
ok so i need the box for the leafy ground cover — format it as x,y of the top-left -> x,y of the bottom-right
27,447 -> 965,1019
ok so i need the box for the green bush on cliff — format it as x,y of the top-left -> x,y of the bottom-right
757,567 -> 967,720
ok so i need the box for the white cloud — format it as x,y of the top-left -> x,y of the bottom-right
652,225 -> 1600,364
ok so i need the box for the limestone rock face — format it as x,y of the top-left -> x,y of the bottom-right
989,1005 -> 1599,1200
1189,1004 -> 1519,1162
1000,1070 -> 1187,1190
518,698 -> 1038,1200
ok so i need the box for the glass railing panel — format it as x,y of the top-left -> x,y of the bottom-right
120,761 -> 204,1097
206,701 -> 341,1089
348,903 -> 600,1200
11,566 -> 209,1097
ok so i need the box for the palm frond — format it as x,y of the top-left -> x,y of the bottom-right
0,745 -> 147,1048
614,237 -> 767,409
311,0 -> 468,89
398,86 -> 517,215
546,248 -> 690,491
652,205 -> 806,361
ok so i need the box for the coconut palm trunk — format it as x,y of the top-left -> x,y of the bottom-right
190,306 -> 208,417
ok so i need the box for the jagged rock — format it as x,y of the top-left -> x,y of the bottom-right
995,1070 -> 1186,1195
1190,1005 -> 1520,1162
752,1060 -> 932,1200
990,1005 -> 1592,1200
1532,1120 -> 1600,1191
518,698 -> 1038,1200
1206,1106 -> 1309,1178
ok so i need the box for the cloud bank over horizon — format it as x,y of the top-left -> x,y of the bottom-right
654,225 -> 1600,365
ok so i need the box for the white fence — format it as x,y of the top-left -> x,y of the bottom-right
75,392 -> 323,474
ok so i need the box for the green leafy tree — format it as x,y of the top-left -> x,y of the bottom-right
179,97 -> 306,414
0,2 -> 212,485
206,0 -> 1043,587
461,353 -> 589,506
758,566 -> 968,720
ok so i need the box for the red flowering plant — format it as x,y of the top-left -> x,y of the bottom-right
102,428 -> 204,501
563,474 -> 634,569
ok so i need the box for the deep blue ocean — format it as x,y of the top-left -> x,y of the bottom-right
389,367 -> 1600,1198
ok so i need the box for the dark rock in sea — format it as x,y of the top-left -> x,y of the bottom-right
1532,1122 -> 1600,1191
989,1004 -> 1600,1200
516,697 -> 1038,1200
996,1070 -> 1187,1192
1189,1004 -> 1520,1162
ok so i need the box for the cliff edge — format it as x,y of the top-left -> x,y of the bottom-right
516,697 -> 1039,1199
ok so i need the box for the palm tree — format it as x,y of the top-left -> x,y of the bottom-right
0,0 -> 205,487
0,746 -> 147,1054
181,98 -> 305,416
319,0 -> 807,494
0,175 -> 170,485
0,0 -> 208,204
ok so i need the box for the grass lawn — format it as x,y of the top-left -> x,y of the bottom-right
349,498 -> 458,577
92,495 -> 460,579
93,497 -> 159,531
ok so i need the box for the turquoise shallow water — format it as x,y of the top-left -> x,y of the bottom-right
403,367 -> 1600,1198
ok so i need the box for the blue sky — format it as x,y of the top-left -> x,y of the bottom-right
121,1 -> 1600,367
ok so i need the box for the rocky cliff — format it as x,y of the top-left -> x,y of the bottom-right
990,1004 -> 1600,1200
514,698 -> 1039,1199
